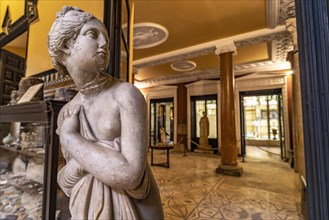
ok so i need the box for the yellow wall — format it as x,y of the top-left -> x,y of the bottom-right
26,1 -> 104,76
2,46 -> 26,58
0,0 -> 25,29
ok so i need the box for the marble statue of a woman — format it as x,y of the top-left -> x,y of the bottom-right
199,111 -> 211,148
48,6 -> 163,219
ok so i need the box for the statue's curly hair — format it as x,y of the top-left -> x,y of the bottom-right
48,6 -> 94,76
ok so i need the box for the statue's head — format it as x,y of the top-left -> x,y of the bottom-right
48,6 -> 96,76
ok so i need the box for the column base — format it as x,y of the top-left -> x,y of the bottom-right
216,164 -> 243,177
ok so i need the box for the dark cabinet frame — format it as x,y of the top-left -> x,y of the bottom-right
0,100 -> 65,220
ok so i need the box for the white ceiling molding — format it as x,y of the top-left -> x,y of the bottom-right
135,60 -> 291,89
185,79 -> 219,88
279,0 -> 296,24
271,33 -> 293,61
234,30 -> 289,48
285,18 -> 298,50
215,43 -> 237,55
135,68 -> 220,89
134,47 -> 215,69
171,60 -> 197,72
133,26 -> 286,69
234,60 -> 291,74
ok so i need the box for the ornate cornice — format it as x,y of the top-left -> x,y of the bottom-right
285,18 -> 298,50
279,0 -> 295,24
215,44 -> 237,55
271,32 -> 294,61
236,76 -> 286,90
135,68 -> 219,89
135,60 -> 291,89
235,35 -> 272,48
234,60 -> 291,74
134,47 -> 215,69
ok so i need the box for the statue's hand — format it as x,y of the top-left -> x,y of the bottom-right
61,105 -> 81,135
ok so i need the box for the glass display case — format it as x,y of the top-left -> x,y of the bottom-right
150,98 -> 174,146
0,100 -> 68,219
190,94 -> 218,152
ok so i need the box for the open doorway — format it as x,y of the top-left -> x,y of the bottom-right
150,98 -> 174,146
240,89 -> 285,160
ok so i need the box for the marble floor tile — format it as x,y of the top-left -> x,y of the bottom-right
149,151 -> 303,220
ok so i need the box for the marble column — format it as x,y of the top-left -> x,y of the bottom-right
286,18 -> 306,181
215,44 -> 243,177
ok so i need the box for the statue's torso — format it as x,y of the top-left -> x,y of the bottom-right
66,84 -> 121,141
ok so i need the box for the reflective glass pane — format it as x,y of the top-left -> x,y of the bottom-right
195,100 -> 206,137
206,100 -> 217,138
244,94 -> 281,140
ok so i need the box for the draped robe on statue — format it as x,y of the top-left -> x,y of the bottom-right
57,106 -> 150,219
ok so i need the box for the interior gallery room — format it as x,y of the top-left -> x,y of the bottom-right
0,0 -> 328,219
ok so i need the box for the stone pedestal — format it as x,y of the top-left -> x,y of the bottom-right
216,164 -> 243,177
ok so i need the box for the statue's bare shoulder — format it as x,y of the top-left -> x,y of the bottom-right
111,79 -> 146,114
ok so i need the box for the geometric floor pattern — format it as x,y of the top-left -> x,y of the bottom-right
149,149 -> 304,220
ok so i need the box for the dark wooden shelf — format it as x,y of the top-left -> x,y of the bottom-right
0,144 -> 44,159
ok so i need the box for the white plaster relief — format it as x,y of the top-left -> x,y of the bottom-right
285,18 -> 298,50
279,0 -> 296,24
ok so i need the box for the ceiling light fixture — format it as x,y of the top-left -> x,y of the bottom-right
171,60 -> 197,72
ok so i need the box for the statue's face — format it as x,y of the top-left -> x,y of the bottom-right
66,18 -> 110,73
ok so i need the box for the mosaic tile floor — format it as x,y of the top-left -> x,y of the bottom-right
149,149 -> 304,220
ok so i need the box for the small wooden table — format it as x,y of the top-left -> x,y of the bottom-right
150,144 -> 174,168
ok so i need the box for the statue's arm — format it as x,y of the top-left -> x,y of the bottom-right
59,84 -> 147,190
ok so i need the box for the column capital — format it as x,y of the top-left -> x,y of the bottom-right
215,44 -> 237,56
285,17 -> 298,50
